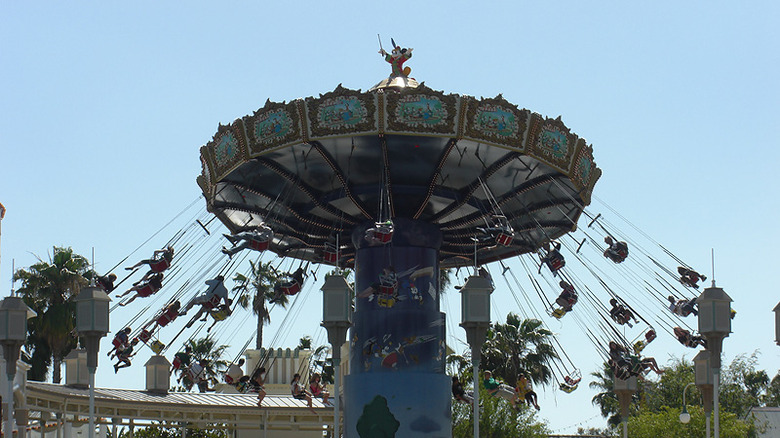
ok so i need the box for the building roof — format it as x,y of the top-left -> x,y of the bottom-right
26,382 -> 334,431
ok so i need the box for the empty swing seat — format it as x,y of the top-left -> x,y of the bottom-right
496,232 -> 514,246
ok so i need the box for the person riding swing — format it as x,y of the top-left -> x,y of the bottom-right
603,236 -> 629,263
126,246 -> 174,281
539,241 -> 565,275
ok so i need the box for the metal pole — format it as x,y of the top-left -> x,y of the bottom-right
622,420 -> 627,438
682,382 -> 693,410
89,369 -> 96,438
6,372 -> 14,438
706,415 -> 711,438
713,369 -> 720,438
472,354 -> 479,438
333,356 -> 340,438
0,202 -> 5,290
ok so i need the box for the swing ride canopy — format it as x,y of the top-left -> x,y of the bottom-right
198,82 -> 601,268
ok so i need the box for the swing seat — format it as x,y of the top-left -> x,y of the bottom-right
150,340 -> 165,354
546,256 -> 565,272
282,281 -> 301,296
496,232 -> 514,246
560,383 -> 578,393
248,238 -> 270,252
633,340 -> 647,354
112,337 -> 125,349
551,307 -> 567,319
149,258 -> 171,273
172,356 -> 182,370
323,249 -> 339,263
373,227 -> 393,243
564,370 -> 582,386
645,329 -> 657,343
137,284 -> 157,297
138,329 -> 152,344
211,308 -> 229,321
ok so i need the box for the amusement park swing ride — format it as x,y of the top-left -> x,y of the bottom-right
98,40 -> 713,436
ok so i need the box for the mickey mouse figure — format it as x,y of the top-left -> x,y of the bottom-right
379,38 -> 413,77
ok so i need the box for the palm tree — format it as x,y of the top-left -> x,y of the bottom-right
589,362 -> 622,427
480,313 -> 557,387
178,336 -> 229,391
589,361 -> 646,428
439,268 -> 453,292
232,259 -> 286,350
13,246 -> 92,383
298,336 -> 313,350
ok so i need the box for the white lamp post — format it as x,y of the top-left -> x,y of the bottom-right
75,285 -> 110,438
459,274 -> 493,438
0,295 -> 36,438
613,373 -> 638,438
697,284 -> 732,438
694,350 -> 714,438
679,382 -> 694,424
773,302 -> 779,346
320,274 -> 352,438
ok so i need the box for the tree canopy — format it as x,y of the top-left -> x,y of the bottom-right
481,313 -> 558,387
590,353 -> 776,435
13,246 -> 93,382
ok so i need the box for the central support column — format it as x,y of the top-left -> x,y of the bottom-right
344,218 -> 450,438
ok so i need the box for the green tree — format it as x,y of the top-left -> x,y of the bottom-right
642,357 -> 698,412
119,424 -> 226,438
590,354 -> 769,434
627,406 -> 752,438
309,344 -> 334,385
576,426 -> 614,436
720,352 -> 770,418
761,373 -> 780,406
298,335 -> 313,350
481,313 -> 557,387
452,385 -> 549,438
13,246 -> 92,383
232,259 -> 285,350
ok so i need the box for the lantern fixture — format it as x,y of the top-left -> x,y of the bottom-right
144,355 -> 172,394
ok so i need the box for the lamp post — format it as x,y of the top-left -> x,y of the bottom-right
320,274 -> 352,438
0,295 -> 36,438
697,284 -> 732,438
694,350 -> 714,438
75,285 -> 110,438
773,302 -> 779,346
0,202 -> 5,284
613,373 -> 638,438
679,382 -> 694,424
458,274 -> 493,438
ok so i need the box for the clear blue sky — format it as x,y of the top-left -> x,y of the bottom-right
1,2 -> 778,433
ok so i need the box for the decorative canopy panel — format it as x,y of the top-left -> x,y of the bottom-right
198,83 -> 601,268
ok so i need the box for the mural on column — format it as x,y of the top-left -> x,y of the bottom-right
345,219 -> 451,438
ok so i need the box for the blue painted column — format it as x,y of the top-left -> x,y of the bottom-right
344,218 -> 450,438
